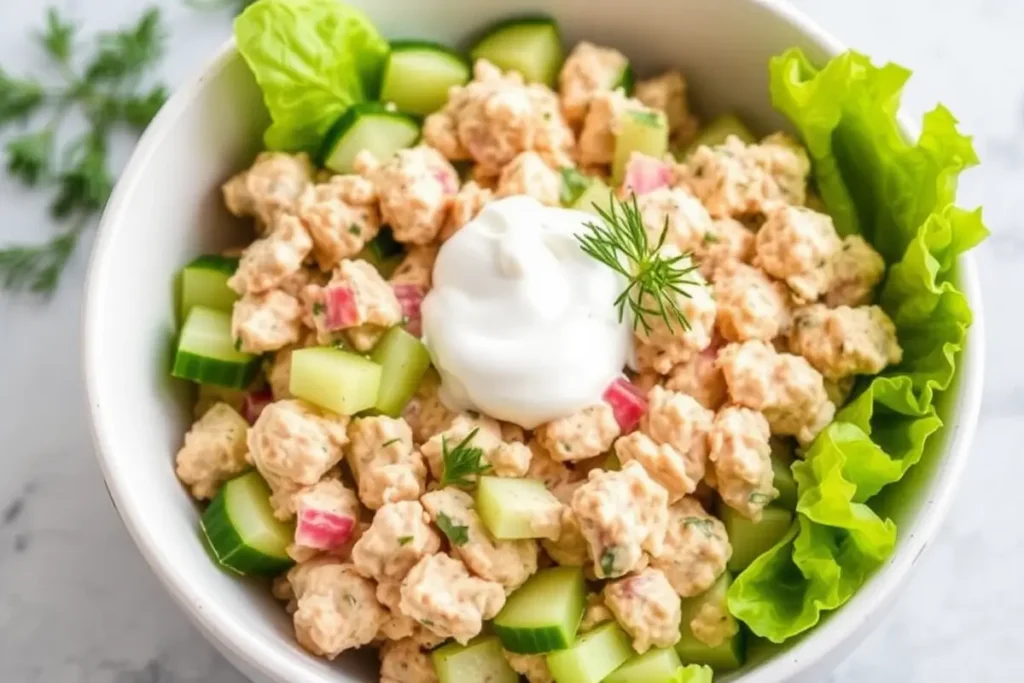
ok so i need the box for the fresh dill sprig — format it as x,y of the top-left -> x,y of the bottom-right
576,192 -> 704,335
0,7 -> 168,297
439,428 -> 492,489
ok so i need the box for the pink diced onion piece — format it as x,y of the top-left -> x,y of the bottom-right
602,377 -> 648,433
294,505 -> 356,551
393,283 -> 425,337
622,153 -> 672,196
323,284 -> 360,330
434,167 -> 459,195
241,388 -> 273,425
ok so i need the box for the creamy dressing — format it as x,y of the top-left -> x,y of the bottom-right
421,196 -> 632,428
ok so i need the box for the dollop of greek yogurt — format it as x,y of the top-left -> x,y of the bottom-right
421,195 -> 632,428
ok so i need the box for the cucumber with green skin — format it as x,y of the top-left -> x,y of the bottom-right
201,470 -> 295,576
380,41 -> 471,115
172,306 -> 260,389
493,566 -> 586,653
469,16 -> 564,86
431,635 -> 518,683
318,103 -> 420,174
178,255 -> 239,321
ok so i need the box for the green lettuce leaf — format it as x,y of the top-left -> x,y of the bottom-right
880,206 -> 988,404
234,0 -> 389,153
769,50 -> 978,262
729,48 -> 986,643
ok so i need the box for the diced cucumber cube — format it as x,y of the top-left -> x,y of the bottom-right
289,347 -> 382,415
494,566 -> 586,653
200,471 -> 295,576
676,574 -> 745,671
571,178 -> 615,217
317,103 -> 420,174
380,41 -> 471,116
172,306 -> 260,389
723,505 -> 794,573
476,476 -> 562,540
546,621 -> 634,683
613,109 -> 669,185
178,255 -> 239,322
370,326 -> 432,417
431,635 -> 518,683
605,647 -> 682,683
469,16 -> 564,86
679,114 -> 755,158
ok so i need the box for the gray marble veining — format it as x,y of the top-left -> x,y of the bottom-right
1,0 -> 1020,681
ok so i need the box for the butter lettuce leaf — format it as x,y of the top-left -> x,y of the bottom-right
729,49 -> 986,643
234,0 -> 389,153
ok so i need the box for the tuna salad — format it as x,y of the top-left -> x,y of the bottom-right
166,1 -> 985,681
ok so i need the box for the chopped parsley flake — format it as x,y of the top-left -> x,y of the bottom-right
684,516 -> 716,539
382,438 -> 401,448
436,512 -> 469,546
397,536 -> 413,546
348,223 -> 361,235
312,301 -> 325,316
748,491 -> 775,505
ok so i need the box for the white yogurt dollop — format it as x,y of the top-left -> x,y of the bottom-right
421,195 -> 632,428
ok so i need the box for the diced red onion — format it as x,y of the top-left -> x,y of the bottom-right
393,283 -> 425,337
323,284 -> 360,330
241,388 -> 273,425
602,376 -> 648,433
622,152 -> 672,196
294,505 -> 356,551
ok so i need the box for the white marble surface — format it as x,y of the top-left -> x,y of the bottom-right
0,0 -> 1019,681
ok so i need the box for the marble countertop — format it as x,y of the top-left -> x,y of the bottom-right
0,0 -> 1019,681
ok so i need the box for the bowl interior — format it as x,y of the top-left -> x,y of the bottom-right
84,1 -> 982,682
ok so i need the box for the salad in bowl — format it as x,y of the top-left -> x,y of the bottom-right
161,0 -> 986,681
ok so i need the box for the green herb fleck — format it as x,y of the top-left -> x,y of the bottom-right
683,516 -> 716,539
439,428 -> 491,489
702,232 -> 719,244
312,302 -> 325,316
397,535 -> 413,546
628,109 -> 665,129
382,438 -> 401,448
436,512 -> 469,547
0,8 -> 169,296
559,166 -> 591,207
599,548 -> 617,577
748,491 -> 776,505
348,223 -> 361,235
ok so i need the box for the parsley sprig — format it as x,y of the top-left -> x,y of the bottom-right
439,428 -> 491,489
0,8 -> 168,295
576,193 -> 704,335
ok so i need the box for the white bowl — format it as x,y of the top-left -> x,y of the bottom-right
82,0 -> 985,681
